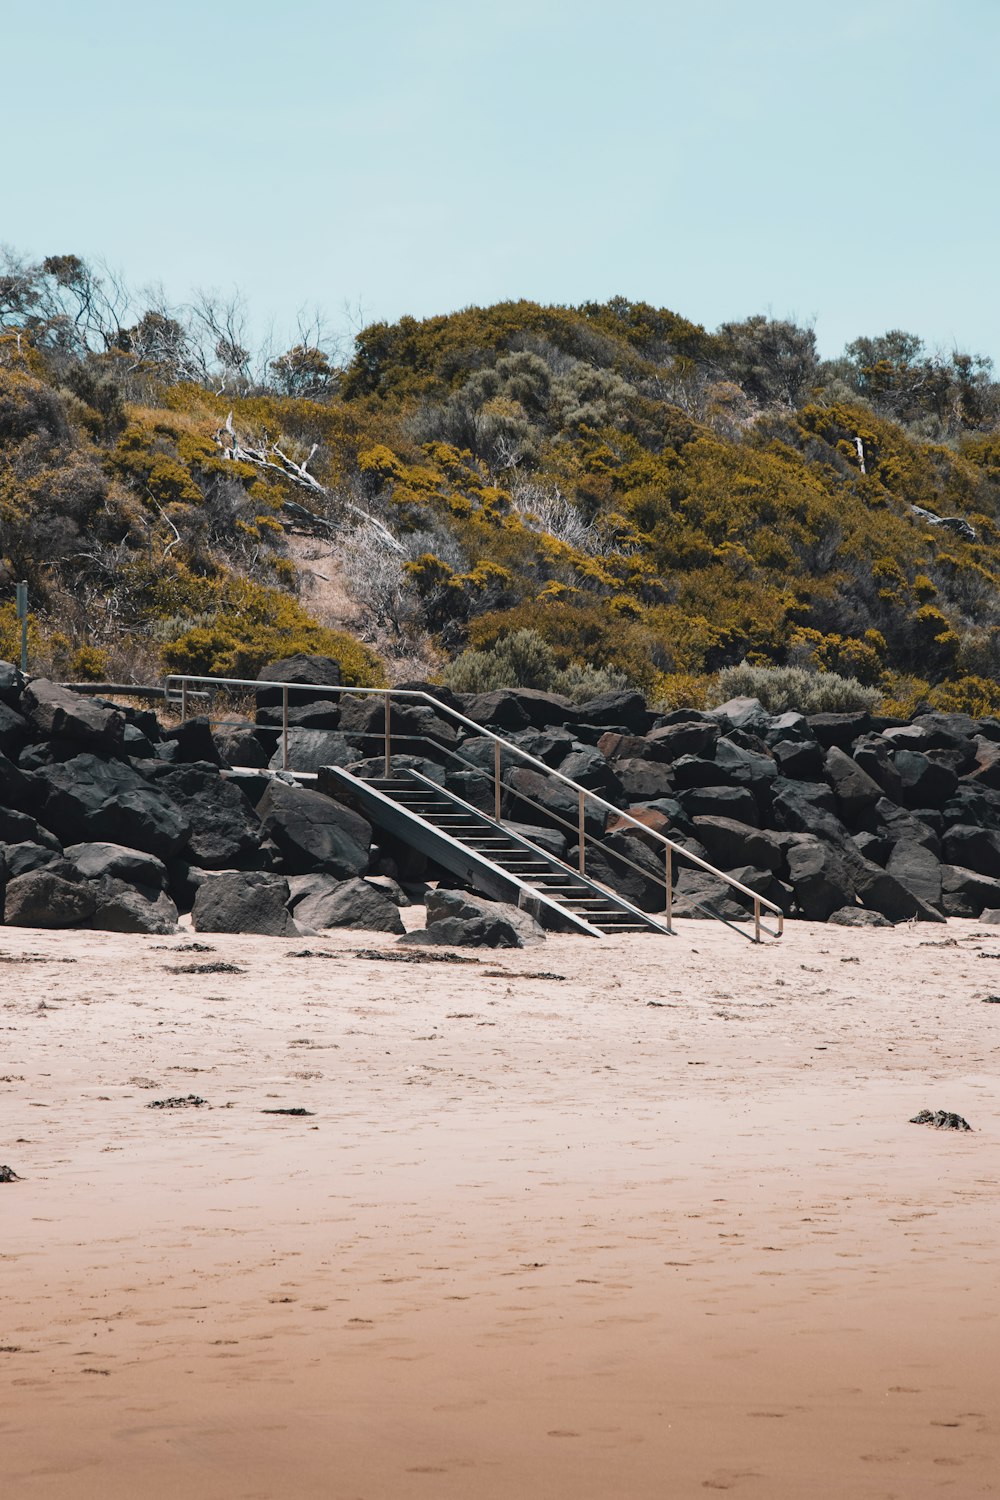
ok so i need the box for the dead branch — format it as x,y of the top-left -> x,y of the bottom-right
216,415 -> 404,554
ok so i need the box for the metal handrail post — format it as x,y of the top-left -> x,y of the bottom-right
383,693 -> 391,777
494,740 -> 502,822
578,791 -> 586,874
282,685 -> 289,771
665,847 -> 673,933
754,897 -> 761,944
180,679 -> 189,723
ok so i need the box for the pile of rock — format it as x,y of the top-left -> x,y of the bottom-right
3,652 -> 1000,940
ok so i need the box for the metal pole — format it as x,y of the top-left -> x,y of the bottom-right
282,684 -> 289,771
15,581 -> 28,674
665,847 -> 673,932
754,897 -> 761,945
578,791 -> 586,874
383,693 -> 391,777
180,679 -> 189,723
494,739 -> 502,822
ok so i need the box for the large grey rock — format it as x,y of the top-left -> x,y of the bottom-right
893,749 -> 958,809
0,659 -> 24,707
267,729 -> 357,775
20,680 -> 126,754
824,746 -> 883,822
876,799 -> 940,855
885,841 -> 943,910
940,864 -> 1000,917
148,763 -> 263,869
575,832 -> 667,913
691,816 -> 783,873
89,878 -> 179,934
162,716 -> 225,766
943,824 -> 1000,879
1,841 -> 67,879
852,735 -> 905,802
256,781 -> 371,876
400,916 -> 523,948
613,759 -> 676,802
786,839 -> 856,921
643,721 -> 720,761
426,887 -> 546,944
34,754 -> 190,858
557,747 -> 624,803
192,871 -> 296,936
502,767 -> 605,841
677,784 -> 760,826
671,867 -> 747,922
0,700 -> 28,755
340,696 -> 458,759
64,841 -> 166,889
296,876 -> 404,934
771,737 -> 825,781
573,691 -> 649,734
828,906 -> 891,928
852,859 -> 945,923
5,870 -> 97,928
709,697 -> 771,736
255,654 -> 342,710
806,711 -> 874,749
256,700 -> 343,731
501,821 -> 568,860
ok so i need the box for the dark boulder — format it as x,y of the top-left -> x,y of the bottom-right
942,824 -> 1000,879
763,711 -> 814,745
853,831 -> 890,866
670,755 -> 736,791
401,916 -> 522,948
691,816 -> 783,873
940,864 -> 1000,918
677,784 -> 760,826
769,779 -> 840,835
885,841 -> 943,910
0,700 -> 28,755
215,728 -> 270,769
89,877 -> 179,934
340,696 -> 458,759
192,871 -> 296,936
557,747 -> 625,803
508,727 -> 578,766
597,731 -> 650,762
296,876 -> 404,934
0,841 -> 67,879
875,799 -> 941,855
893,750 -> 958,809
256,781 -> 371,876
723,864 -> 793,917
255,654 -> 342,709
852,859 -> 945,923
966,737 -> 1000,791
806,711 -> 874,749
5,870 -> 97,928
852,735 -> 905,803
643,721 -> 720,761
256,700 -> 342,730
575,832 -> 667,912
573,690 -> 650,734
266,729 -> 357,775
828,906 -> 891,928
35,754 -> 190,858
444,768 -> 495,814
21,680 -> 127,754
501,821 -> 568,860
463,690 -> 531,731
426,888 -> 546,944
824,745 -> 883,823
0,659 -> 24,706
785,839 -> 856,921
502,767 -> 606,841
148,764 -> 263,869
671,867 -> 747,922
65,841 -> 167,890
771,737 -> 825,781
714,739 -> 778,789
613,759 -> 676,802
708,697 -> 771,737
162,716 -> 226,767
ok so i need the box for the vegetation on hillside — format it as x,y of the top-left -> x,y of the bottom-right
3,247 -> 1000,715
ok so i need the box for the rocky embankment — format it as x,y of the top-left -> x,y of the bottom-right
2,654 -> 1000,941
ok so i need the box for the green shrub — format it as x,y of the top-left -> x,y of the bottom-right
441,628 -> 628,702
711,661 -> 882,715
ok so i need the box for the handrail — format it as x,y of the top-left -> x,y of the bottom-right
163,673 -> 784,941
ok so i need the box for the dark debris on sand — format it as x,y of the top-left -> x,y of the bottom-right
166,961 -> 244,975
910,1109 -> 973,1131
0,1165 -> 21,1182
352,948 -> 481,966
147,1095 -> 208,1109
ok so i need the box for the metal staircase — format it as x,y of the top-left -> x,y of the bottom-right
161,672 -> 785,943
323,765 -> 666,937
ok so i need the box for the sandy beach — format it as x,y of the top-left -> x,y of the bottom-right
3,916 -> 1000,1499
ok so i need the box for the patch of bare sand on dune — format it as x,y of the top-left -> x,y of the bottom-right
2,917 -> 1000,1498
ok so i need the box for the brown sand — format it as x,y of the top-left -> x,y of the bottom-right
2,916 -> 1000,1498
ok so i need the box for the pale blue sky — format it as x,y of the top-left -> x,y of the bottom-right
3,0 -> 998,363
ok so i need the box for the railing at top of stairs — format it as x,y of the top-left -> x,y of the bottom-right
161,674 -> 785,943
